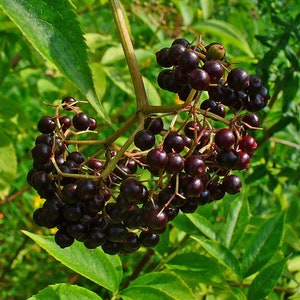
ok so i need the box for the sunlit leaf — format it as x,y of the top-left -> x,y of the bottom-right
27,283 -> 103,300
23,231 -> 122,293
0,0 -> 108,120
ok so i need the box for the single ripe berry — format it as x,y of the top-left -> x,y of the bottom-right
168,44 -> 186,65
134,129 -> 155,151
217,149 -> 240,169
144,116 -> 164,135
215,128 -> 236,149
227,68 -> 250,91
189,68 -> 211,91
139,230 -> 160,247
105,223 -> 128,242
165,153 -> 184,174
59,116 -> 72,131
184,121 -> 201,139
238,135 -> 257,153
202,60 -> 225,82
182,176 -> 204,197
72,112 -> 90,131
147,210 -> 168,230
84,228 -> 106,249
242,113 -> 260,129
76,179 -> 97,200
163,132 -> 185,153
55,228 -> 74,248
62,96 -> 76,110
178,50 -> 200,72
222,174 -> 242,194
31,143 -> 52,164
156,47 -> 172,67
184,155 -> 206,176
38,116 -> 56,134
171,38 -> 190,48
120,178 -> 144,203
146,148 -> 168,171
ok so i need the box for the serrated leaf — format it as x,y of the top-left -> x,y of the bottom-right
166,252 -> 225,285
0,0 -> 108,120
23,231 -> 122,293
223,196 -> 250,249
120,272 -> 194,300
194,20 -> 254,57
27,283 -> 103,300
0,133 -> 17,199
247,258 -> 287,300
241,213 -> 285,277
193,236 -> 241,278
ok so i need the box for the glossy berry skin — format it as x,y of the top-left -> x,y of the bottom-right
215,128 -> 236,149
147,210 -> 168,230
72,112 -> 90,131
189,68 -> 211,91
105,223 -> 128,242
168,44 -> 186,65
163,132 -> 185,153
134,129 -> 155,151
156,48 -> 172,68
144,117 -> 164,135
38,116 -> 56,134
62,96 -> 76,110
202,60 -> 224,82
184,155 -> 205,176
242,113 -> 260,129
182,176 -> 204,197
171,38 -> 190,48
178,50 -> 200,72
139,230 -> 160,247
31,144 -> 52,164
146,148 -> 168,171
165,153 -> 184,174
76,179 -> 97,200
239,135 -> 257,153
59,116 -> 72,131
217,149 -> 240,169
120,178 -> 144,203
227,68 -> 250,91
84,228 -> 106,249
55,228 -> 74,248
222,174 -> 242,194
184,121 -> 201,139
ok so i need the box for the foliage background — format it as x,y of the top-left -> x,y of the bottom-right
0,0 -> 299,299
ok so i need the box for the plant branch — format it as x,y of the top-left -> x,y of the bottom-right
110,0 -> 149,110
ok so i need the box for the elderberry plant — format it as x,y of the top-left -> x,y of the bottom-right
28,36 -> 269,255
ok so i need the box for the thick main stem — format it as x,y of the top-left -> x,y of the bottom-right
110,0 -> 149,110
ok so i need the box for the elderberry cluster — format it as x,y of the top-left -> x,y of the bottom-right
156,38 -> 270,112
28,37 -> 269,256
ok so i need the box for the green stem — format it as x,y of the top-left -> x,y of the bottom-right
110,0 -> 149,110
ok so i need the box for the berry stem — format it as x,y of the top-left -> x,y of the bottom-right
110,0 -> 149,110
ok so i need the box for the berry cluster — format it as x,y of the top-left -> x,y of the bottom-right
28,37 -> 269,255
156,38 -> 270,112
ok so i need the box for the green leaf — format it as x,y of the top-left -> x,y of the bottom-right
23,231 -> 122,293
27,283 -> 103,300
223,196 -> 250,249
193,236 -> 241,278
120,272 -> 194,300
194,20 -> 254,57
186,213 -> 217,240
0,133 -> 17,199
247,259 -> 287,300
285,45 -> 300,70
241,213 -> 285,277
200,0 -> 214,20
165,252 -> 225,285
0,0 -> 108,120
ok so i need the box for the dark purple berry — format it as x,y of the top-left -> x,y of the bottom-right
146,148 -> 168,171
222,174 -> 242,194
227,68 -> 250,91
189,68 -> 211,91
144,116 -> 164,135
215,128 -> 236,149
72,112 -> 90,131
134,129 -> 155,151
156,48 -> 172,67
55,228 -> 74,248
163,132 -> 185,153
38,116 -> 56,134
